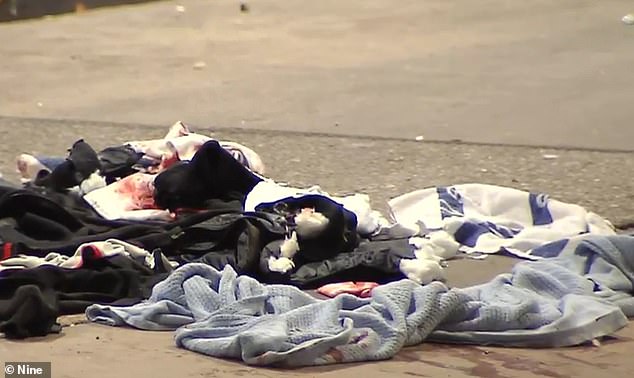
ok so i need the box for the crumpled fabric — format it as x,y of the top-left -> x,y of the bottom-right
0,239 -> 176,272
86,235 -> 634,367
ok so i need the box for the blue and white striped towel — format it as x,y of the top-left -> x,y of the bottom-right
388,183 -> 616,259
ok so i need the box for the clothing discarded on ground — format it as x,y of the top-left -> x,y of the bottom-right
0,121 -> 631,367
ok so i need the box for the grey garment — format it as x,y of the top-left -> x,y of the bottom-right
85,235 -> 634,367
0,253 -> 69,271
429,234 -> 634,345
86,264 -> 459,365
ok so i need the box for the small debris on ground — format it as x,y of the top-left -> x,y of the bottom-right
59,314 -> 90,327
193,61 -> 207,70
542,154 -> 559,160
240,2 -> 249,13
622,14 -> 634,25
415,135 -> 424,141
175,5 -> 186,13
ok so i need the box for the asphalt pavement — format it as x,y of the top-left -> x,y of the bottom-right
1,0 -> 633,150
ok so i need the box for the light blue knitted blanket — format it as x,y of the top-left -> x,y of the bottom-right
86,235 -> 634,367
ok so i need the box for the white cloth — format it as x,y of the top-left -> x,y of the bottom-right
218,141 -> 266,176
83,173 -> 173,221
16,153 -> 50,183
125,121 -> 265,175
388,183 -> 616,259
125,121 -> 197,160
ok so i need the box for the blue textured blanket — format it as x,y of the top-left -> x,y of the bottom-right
86,235 -> 634,367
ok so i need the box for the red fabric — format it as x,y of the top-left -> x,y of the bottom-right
90,244 -> 105,258
75,245 -> 103,269
1,243 -> 12,260
316,282 -> 380,298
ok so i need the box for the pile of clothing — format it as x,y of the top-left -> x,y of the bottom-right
1,122 -> 631,367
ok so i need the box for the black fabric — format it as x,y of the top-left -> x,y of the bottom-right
0,183 -> 280,262
172,211 -> 410,289
0,247 -> 170,339
258,238 -> 414,289
0,185 -> 206,256
254,194 -> 360,262
0,189 -> 86,234
98,145 -> 143,182
20,182 -> 105,220
0,135 -> 423,339
33,140 -> 100,191
0,187 -> 163,257
0,184 -> 289,339
0,285 -> 61,339
153,140 -> 263,211
171,212 -> 287,274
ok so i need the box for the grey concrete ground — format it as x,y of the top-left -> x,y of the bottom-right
0,0 -> 633,150
1,0 -> 634,377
